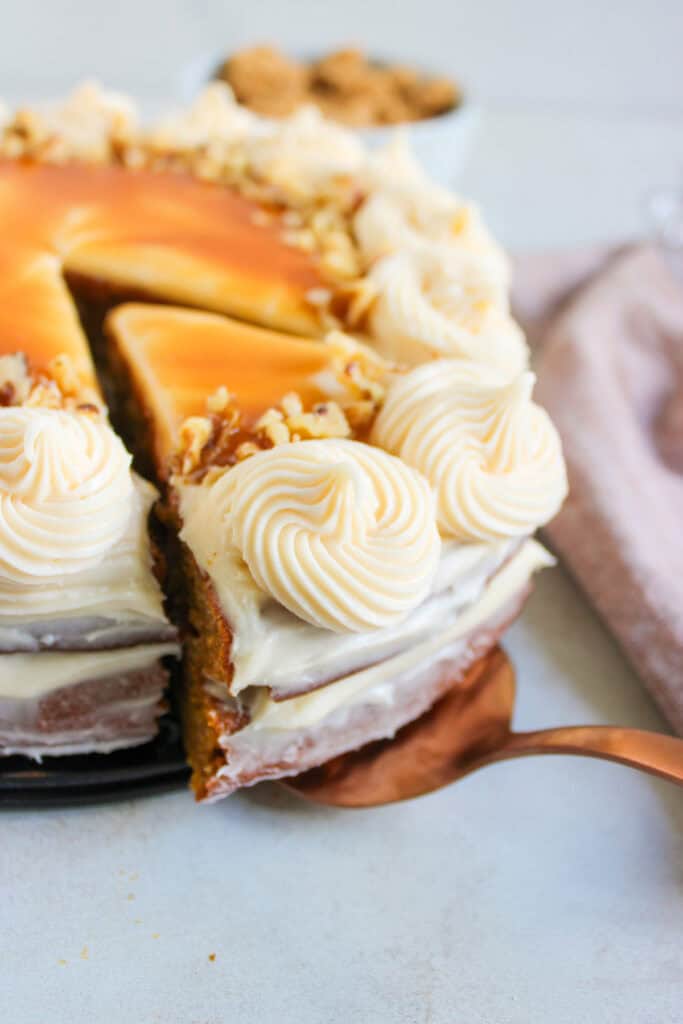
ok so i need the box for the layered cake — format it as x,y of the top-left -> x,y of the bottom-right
107,304 -> 564,798
0,326 -> 179,755
0,84 -> 567,792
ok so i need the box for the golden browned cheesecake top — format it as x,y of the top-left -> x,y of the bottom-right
0,159 -> 325,388
108,303 -> 352,469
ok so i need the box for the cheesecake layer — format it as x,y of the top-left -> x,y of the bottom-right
0,160 -> 324,375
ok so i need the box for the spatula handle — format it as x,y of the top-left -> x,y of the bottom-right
489,726 -> 683,786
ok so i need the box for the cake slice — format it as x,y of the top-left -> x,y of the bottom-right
108,303 -> 565,801
0,292 -> 178,756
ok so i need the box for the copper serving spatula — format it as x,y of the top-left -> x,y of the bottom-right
283,648 -> 683,807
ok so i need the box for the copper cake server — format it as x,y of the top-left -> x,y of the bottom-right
283,648 -> 683,807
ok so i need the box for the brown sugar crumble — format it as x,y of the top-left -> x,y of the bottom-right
216,46 -> 461,126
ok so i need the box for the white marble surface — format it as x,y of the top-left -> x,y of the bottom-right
2,3 -> 683,1022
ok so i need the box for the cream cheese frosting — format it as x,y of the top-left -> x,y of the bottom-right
178,470 -> 516,693
0,475 -> 170,638
372,360 -> 568,541
246,105 -> 365,200
356,136 -> 510,289
180,439 -> 441,635
367,246 -> 528,375
0,407 -> 134,583
21,81 -> 138,161
147,82 -> 256,149
0,641 -> 179,701
242,539 -> 552,732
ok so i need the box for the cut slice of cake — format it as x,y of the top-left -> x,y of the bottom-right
107,303 -> 565,801
0,351 -> 179,757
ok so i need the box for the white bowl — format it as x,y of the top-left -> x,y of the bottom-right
175,51 -> 479,188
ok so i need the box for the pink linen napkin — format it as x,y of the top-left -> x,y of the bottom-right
513,243 -> 683,734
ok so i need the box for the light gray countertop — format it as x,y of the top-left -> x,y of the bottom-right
4,569 -> 682,1024
2,3 -> 683,1021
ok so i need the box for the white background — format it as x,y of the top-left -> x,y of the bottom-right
2,2 -> 683,1022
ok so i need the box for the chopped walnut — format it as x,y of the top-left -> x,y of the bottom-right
178,416 -> 213,475
255,408 -> 290,447
235,441 -> 262,462
0,353 -> 31,405
0,83 -> 136,164
24,380 -> 64,410
48,353 -> 81,397
280,392 -> 303,417
324,330 -> 390,405
287,401 -> 351,440
342,276 -> 380,326
206,386 -> 233,415
344,399 -> 378,432
0,350 -> 103,413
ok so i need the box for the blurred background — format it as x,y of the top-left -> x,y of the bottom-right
1,0 -> 682,248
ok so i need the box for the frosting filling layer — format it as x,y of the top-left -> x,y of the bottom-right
0,641 -> 179,701
240,539 -> 551,732
179,472 -> 518,697
201,540 -> 549,798
0,649 -> 176,759
0,476 -> 175,651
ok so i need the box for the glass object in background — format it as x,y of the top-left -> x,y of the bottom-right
648,186 -> 683,281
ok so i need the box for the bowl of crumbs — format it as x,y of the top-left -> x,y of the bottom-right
178,45 -> 478,185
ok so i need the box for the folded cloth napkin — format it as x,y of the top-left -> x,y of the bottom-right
513,243 -> 683,734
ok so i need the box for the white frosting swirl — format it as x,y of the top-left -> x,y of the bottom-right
0,407 -> 134,583
203,439 -> 441,633
356,136 -> 510,294
147,83 -> 256,148
372,360 -> 567,541
31,82 -> 138,160
368,246 -> 528,377
246,106 -> 365,198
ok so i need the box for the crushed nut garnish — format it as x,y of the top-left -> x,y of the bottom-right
206,386 -> 233,415
178,416 -> 213,475
0,351 -> 104,414
286,401 -> 351,440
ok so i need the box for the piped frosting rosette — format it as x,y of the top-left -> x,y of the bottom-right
204,438 -> 441,632
146,82 -> 256,149
367,244 -> 528,376
355,137 -> 510,294
372,360 -> 567,542
246,106 -> 365,199
0,407 -> 134,583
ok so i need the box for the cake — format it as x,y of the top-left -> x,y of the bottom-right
0,316 -> 179,755
0,83 -> 567,791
